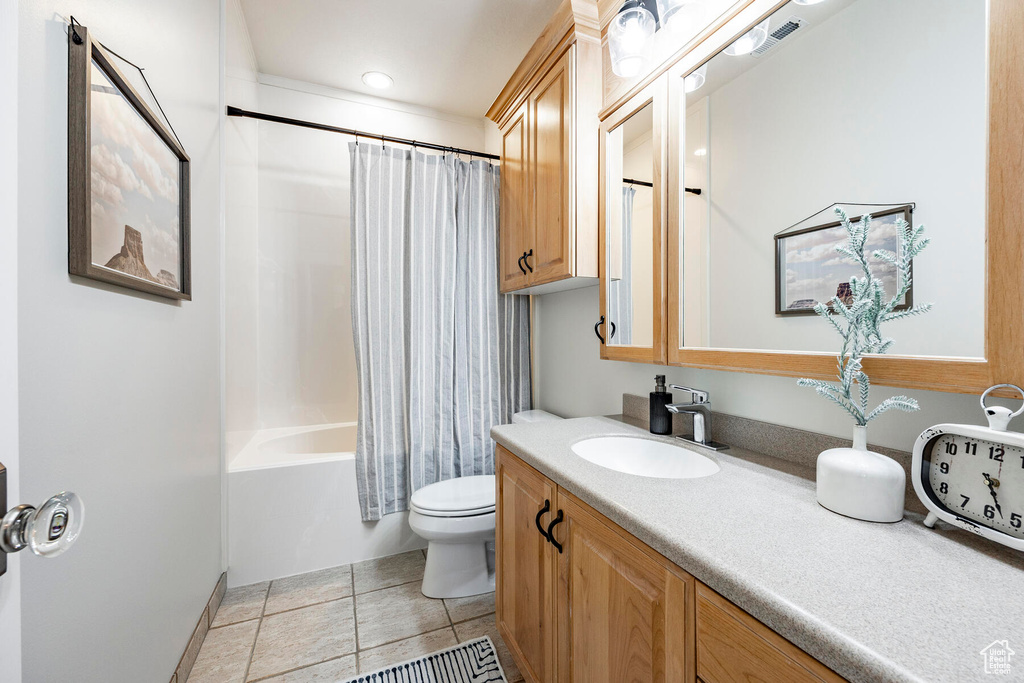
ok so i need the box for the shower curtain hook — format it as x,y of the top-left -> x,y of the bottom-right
381,134 -> 385,151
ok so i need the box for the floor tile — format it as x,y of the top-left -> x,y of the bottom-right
213,583 -> 269,628
443,592 -> 495,624
352,551 -> 426,594
356,628 -> 458,673
453,615 -> 523,683
247,599 -> 357,681
265,566 -> 353,615
355,583 -> 450,649
186,620 -> 258,683
256,655 -> 358,682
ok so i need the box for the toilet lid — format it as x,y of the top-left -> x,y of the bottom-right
411,475 -> 495,515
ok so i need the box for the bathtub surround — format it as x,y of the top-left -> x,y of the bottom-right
350,144 -> 530,521
228,424 -> 424,586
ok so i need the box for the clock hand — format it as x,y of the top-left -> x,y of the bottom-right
983,472 -> 1004,519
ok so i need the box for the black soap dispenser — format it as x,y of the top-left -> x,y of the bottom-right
650,375 -> 673,435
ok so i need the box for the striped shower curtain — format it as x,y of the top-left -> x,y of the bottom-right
349,143 -> 531,522
607,185 -> 636,345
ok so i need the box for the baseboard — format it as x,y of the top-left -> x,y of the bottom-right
169,572 -> 227,683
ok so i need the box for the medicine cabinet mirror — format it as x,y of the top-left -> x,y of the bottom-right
663,0 -> 1024,394
599,79 -> 668,363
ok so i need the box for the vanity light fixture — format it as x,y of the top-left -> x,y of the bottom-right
724,17 -> 771,56
655,0 -> 699,34
684,64 -> 707,93
361,71 -> 394,89
609,0 -> 657,78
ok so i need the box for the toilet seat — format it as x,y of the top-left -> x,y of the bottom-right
411,475 -> 495,518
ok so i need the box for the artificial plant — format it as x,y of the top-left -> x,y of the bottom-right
797,207 -> 932,426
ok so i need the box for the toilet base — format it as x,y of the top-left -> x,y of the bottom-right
421,540 -> 495,599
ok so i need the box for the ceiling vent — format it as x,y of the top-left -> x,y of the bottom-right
752,16 -> 805,56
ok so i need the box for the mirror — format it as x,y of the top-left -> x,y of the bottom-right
605,102 -> 656,347
677,0 -> 988,358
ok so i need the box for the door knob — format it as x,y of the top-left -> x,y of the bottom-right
0,492 -> 84,558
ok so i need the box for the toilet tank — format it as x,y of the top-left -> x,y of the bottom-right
512,410 -> 562,424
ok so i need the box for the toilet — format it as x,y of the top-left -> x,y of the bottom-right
409,409 -> 562,599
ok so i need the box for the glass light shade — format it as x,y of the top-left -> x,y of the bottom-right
609,5 -> 656,78
655,0 -> 698,34
684,64 -> 707,93
723,18 -> 770,56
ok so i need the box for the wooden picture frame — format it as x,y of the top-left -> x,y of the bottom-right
68,25 -> 191,300
774,205 -> 914,317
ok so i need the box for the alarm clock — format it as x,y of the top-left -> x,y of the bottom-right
912,384 -> 1024,550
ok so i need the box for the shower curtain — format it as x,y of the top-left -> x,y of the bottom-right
349,143 -> 531,522
607,185 -> 636,345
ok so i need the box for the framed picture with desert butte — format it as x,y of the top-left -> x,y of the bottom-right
67,23 -> 191,300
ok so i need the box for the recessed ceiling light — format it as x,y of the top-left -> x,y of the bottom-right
362,71 -> 393,89
793,0 -> 827,4
693,148 -> 707,157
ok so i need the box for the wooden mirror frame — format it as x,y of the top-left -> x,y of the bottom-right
598,77 -> 669,364
661,0 -> 1023,395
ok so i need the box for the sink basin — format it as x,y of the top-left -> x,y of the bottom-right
571,436 -> 720,479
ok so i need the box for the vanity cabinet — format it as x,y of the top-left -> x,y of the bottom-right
487,1 -> 602,295
496,447 -> 559,683
495,446 -> 846,683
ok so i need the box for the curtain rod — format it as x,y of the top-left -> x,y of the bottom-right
226,106 -> 501,161
623,177 -> 702,195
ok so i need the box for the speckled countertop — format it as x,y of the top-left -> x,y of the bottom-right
491,416 -> 1024,683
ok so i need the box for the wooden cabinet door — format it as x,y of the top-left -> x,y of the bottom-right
555,490 -> 694,683
496,447 -> 558,683
528,46 -> 575,286
696,583 -> 845,683
500,103 -> 531,293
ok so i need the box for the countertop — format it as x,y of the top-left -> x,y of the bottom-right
491,415 -> 1024,683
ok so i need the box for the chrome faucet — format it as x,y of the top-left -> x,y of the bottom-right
666,385 -> 729,451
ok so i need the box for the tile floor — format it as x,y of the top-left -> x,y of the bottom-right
186,549 -> 523,682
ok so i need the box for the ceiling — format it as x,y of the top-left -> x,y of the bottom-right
239,0 -> 561,118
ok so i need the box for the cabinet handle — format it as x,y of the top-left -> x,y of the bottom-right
609,321 -> 616,340
535,499 -> 551,541
524,248 -> 533,273
594,316 -> 606,344
517,252 -> 527,274
546,509 -> 564,553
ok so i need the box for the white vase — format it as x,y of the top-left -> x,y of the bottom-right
816,425 -> 905,523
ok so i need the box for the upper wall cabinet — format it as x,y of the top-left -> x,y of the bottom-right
661,0 -> 1024,394
599,77 -> 668,363
488,1 -> 603,295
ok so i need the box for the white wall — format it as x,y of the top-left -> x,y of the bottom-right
695,0 -> 986,356
534,285 -> 995,452
0,0 -> 21,679
17,2 -> 223,681
225,71 -> 491,437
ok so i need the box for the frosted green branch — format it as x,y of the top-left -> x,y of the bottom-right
797,207 -> 933,425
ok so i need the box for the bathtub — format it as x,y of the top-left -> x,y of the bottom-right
227,423 -> 425,587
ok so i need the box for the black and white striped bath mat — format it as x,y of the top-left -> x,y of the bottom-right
342,636 -> 507,683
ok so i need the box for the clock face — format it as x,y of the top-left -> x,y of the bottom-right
926,433 -> 1024,539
